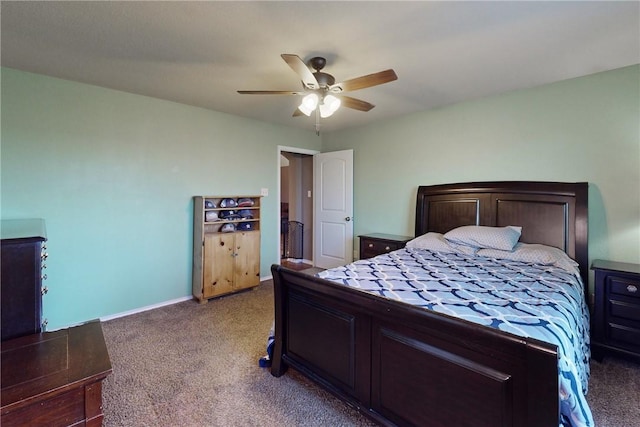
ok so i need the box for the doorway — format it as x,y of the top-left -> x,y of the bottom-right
279,148 -> 316,269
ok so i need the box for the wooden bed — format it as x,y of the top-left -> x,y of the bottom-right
270,181 -> 588,427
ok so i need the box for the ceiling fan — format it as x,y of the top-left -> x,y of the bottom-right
238,54 -> 397,131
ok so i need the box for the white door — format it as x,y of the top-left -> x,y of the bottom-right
313,149 -> 354,269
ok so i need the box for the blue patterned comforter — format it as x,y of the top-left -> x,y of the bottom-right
317,248 -> 593,427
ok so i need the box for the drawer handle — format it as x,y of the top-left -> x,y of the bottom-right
368,243 -> 374,248
627,285 -> 638,293
385,246 -> 391,251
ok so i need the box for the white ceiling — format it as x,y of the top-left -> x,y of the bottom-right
2,1 -> 639,133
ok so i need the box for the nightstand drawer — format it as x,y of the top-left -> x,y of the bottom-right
609,299 -> 640,323
362,240 -> 402,255
610,276 -> 640,299
358,234 -> 413,260
607,322 -> 640,351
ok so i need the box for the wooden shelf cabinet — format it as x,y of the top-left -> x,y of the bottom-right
192,196 -> 261,302
591,259 -> 640,363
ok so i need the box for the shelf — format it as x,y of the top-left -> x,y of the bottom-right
193,195 -> 262,301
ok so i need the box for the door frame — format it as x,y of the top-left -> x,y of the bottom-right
277,145 -> 320,266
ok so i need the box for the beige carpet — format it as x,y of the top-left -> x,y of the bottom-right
101,280 -> 376,427
101,280 -> 639,427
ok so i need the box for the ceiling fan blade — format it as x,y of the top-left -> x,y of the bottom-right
340,96 -> 375,112
237,90 -> 304,95
331,69 -> 397,93
292,108 -> 303,117
281,54 -> 319,90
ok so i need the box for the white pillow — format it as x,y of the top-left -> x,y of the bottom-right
406,232 -> 453,251
443,225 -> 522,251
406,232 -> 477,256
477,243 -> 579,274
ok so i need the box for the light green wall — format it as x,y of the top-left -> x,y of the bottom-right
323,65 -> 640,294
3,65 -> 638,328
1,68 -> 320,330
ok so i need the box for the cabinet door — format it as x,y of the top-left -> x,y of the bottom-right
233,231 -> 260,290
203,233 -> 235,298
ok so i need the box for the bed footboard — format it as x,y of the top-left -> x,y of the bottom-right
271,265 -> 559,427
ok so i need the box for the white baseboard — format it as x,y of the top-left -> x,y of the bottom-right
55,280 -> 279,329
100,295 -> 193,322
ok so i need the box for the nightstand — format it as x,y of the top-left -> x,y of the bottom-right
359,233 -> 413,260
591,259 -> 640,363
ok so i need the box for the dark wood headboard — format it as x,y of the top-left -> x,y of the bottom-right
415,181 -> 588,284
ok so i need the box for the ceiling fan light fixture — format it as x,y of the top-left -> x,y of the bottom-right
319,95 -> 341,118
239,54 -> 396,129
298,93 -> 319,116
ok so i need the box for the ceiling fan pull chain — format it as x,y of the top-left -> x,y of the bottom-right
315,108 -> 321,136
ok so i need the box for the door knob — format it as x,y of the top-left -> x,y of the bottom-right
345,217 -> 351,221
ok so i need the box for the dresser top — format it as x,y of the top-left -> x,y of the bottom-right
1,219 -> 47,241
1,321 -> 111,409
591,259 -> 640,275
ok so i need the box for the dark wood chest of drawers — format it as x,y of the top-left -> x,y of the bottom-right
591,259 -> 640,362
1,219 -> 48,341
359,233 -> 413,260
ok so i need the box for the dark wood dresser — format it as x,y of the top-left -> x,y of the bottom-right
1,321 -> 112,426
1,218 -> 48,341
591,259 -> 640,363
359,233 -> 413,260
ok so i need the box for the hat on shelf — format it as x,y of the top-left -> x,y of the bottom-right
220,223 -> 236,233
237,198 -> 254,207
219,198 -> 237,208
237,222 -> 254,231
238,209 -> 254,219
205,211 -> 219,222
219,210 -> 241,221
